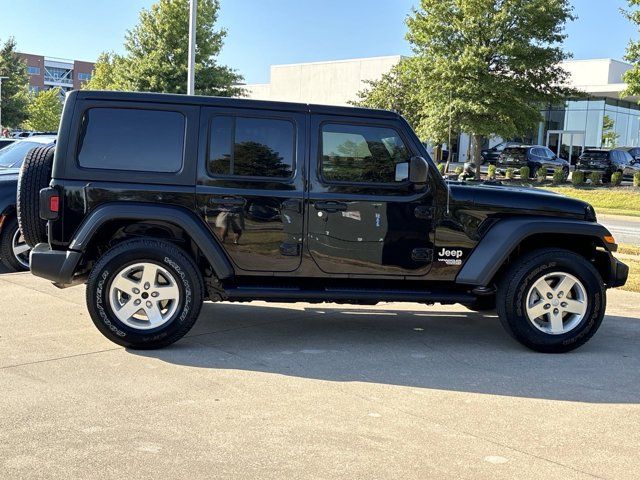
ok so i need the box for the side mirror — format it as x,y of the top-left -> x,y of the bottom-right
409,156 -> 429,183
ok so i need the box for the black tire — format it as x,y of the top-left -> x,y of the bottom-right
0,216 -> 30,272
86,238 -> 204,349
17,145 -> 55,247
496,248 -> 606,353
465,295 -> 496,312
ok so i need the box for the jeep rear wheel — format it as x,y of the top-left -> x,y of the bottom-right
17,146 -> 55,247
496,248 -> 605,353
86,238 -> 204,349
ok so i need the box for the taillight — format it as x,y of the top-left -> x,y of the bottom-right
39,188 -> 60,220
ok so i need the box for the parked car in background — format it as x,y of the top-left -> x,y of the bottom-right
497,145 -> 570,180
480,141 -> 521,164
619,146 -> 640,162
10,131 -> 57,139
0,138 -> 16,150
0,136 -> 56,271
575,148 -> 640,182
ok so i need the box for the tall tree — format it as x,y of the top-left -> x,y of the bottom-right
357,0 -> 576,178
623,1 -> 640,99
85,0 -> 243,96
0,37 -> 29,128
23,88 -> 63,132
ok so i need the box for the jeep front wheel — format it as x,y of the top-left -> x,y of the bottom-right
496,248 -> 605,353
86,238 -> 204,349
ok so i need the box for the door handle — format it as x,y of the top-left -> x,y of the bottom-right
315,201 -> 348,212
209,197 -> 246,207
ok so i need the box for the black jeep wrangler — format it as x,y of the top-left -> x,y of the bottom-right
19,91 -> 628,353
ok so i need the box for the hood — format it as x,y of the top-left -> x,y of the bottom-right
0,167 -> 19,179
449,182 -> 591,220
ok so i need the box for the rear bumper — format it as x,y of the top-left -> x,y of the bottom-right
30,243 -> 84,288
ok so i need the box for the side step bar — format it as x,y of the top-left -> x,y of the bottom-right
224,286 -> 476,304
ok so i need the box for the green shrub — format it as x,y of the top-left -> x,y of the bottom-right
487,164 -> 496,180
634,171 -> 640,187
536,168 -> 546,182
437,163 -> 445,175
505,167 -> 514,179
552,168 -> 565,185
454,166 -> 463,175
571,170 -> 584,186
519,166 -> 530,180
589,171 -> 602,185
611,171 -> 623,186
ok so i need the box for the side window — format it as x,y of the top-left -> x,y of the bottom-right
544,148 -> 555,159
77,108 -> 185,172
321,123 -> 411,183
531,148 -> 543,158
208,116 -> 295,178
622,151 -> 633,164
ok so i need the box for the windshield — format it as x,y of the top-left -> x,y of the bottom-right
0,140 -> 45,169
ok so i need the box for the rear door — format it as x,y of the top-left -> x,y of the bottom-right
196,108 -> 306,273
306,115 -> 435,276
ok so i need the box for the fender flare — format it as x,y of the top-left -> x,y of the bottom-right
455,216 -> 612,286
69,202 -> 234,280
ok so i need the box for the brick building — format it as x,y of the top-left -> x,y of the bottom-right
17,53 -> 95,95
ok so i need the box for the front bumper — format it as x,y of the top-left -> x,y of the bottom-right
30,243 -> 84,288
611,258 -> 629,288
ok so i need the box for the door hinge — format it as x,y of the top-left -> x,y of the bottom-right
411,248 -> 433,262
280,242 -> 301,256
414,206 -> 435,220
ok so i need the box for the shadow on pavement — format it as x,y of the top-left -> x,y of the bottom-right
132,302 -> 640,404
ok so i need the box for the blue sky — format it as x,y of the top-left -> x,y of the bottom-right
0,0 -> 637,84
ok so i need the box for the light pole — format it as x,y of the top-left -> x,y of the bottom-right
187,0 -> 197,95
0,76 -> 8,132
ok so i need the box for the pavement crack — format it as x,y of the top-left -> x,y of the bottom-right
0,347 -> 121,370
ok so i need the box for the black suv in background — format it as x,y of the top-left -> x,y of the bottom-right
497,145 -> 570,179
480,141 -> 521,164
0,136 -> 56,271
18,91 -> 627,353
576,148 -> 640,182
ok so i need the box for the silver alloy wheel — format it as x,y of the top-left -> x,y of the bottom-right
109,262 -> 180,330
12,228 -> 30,269
525,271 -> 588,335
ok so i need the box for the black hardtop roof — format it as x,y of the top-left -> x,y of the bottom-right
72,90 -> 401,120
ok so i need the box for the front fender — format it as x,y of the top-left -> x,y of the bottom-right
456,216 -> 613,286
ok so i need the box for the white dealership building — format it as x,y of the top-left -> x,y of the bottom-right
244,56 -> 640,163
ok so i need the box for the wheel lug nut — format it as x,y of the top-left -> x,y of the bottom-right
546,293 -> 553,299
134,299 -> 141,305
558,291 -> 564,298
151,292 -> 159,298
544,304 -> 550,309
146,301 -> 152,308
132,288 -> 140,294
553,308 -> 559,315
144,282 -> 150,290
561,302 -> 567,308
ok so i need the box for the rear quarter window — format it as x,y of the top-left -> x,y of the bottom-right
76,107 -> 186,172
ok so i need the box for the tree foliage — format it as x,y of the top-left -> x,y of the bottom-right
0,37 -> 29,128
623,1 -> 640,99
356,0 -> 576,176
84,0 -> 243,96
22,88 -> 63,132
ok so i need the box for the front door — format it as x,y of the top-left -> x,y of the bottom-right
306,116 -> 435,276
196,108 -> 306,272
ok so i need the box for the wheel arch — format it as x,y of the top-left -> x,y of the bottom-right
70,202 -> 234,281
456,217 -> 615,288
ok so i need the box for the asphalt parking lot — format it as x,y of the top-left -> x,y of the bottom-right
1,273 -> 639,479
